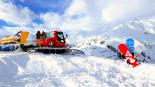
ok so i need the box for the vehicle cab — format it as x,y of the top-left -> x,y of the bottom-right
43,31 -> 67,47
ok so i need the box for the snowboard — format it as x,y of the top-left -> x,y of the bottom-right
125,38 -> 134,54
118,44 -> 139,68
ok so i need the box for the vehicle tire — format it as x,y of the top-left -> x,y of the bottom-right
43,49 -> 50,54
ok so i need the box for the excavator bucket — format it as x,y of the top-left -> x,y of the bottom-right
0,37 -> 16,44
20,31 -> 29,45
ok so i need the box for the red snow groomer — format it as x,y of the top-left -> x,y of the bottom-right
21,31 -> 84,54
36,31 -> 67,48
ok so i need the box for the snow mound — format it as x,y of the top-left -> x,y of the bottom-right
0,52 -> 155,87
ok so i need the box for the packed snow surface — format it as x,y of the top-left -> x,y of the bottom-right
0,52 -> 155,87
0,17 -> 155,87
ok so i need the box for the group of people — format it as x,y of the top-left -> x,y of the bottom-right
36,31 -> 47,39
36,31 -> 47,46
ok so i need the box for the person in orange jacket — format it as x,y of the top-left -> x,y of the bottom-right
36,31 -> 42,46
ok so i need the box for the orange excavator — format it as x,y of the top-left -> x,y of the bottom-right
0,31 -> 84,55
0,31 -> 29,51
0,31 -> 29,45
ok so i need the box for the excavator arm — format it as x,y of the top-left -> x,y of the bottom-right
0,31 -> 29,45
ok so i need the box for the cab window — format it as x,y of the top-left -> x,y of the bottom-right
57,33 -> 64,42
47,32 -> 54,38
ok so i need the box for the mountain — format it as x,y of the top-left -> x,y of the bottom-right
105,17 -> 155,43
104,17 -> 155,60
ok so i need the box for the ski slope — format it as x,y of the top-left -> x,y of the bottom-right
0,51 -> 155,87
0,35 -> 155,87
0,17 -> 155,87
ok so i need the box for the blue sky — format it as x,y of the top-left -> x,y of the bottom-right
13,0 -> 71,14
0,0 -> 71,28
0,20 -> 16,28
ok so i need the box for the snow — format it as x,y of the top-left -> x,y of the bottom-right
105,18 -> 155,43
0,51 -> 155,87
0,17 -> 155,87
0,36 -> 155,87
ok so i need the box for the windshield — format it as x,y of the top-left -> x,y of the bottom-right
57,33 -> 65,42
47,32 -> 54,38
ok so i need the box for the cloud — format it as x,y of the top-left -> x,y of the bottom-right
62,0 -> 93,32
40,0 -> 104,34
65,0 -> 88,16
40,12 -> 92,34
40,12 -> 62,28
0,0 -> 155,43
0,0 -> 35,26
102,0 -> 155,25
63,0 -> 155,33
1,0 -> 155,37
